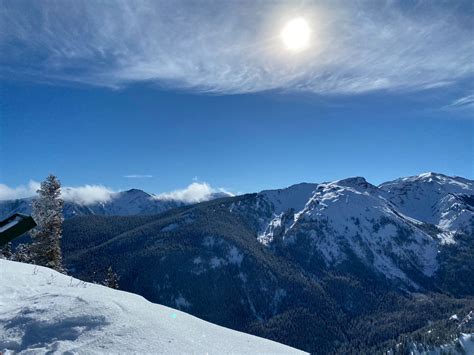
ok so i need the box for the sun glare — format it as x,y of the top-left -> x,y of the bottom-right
281,17 -> 310,52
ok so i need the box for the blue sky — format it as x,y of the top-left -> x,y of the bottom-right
0,0 -> 473,201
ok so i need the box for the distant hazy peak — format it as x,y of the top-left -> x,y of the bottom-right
116,188 -> 153,199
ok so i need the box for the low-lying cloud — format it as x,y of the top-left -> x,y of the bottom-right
0,181 -> 40,201
1,0 -> 472,95
0,181 -> 114,205
61,185 -> 115,205
0,181 -> 232,205
155,182 -> 233,203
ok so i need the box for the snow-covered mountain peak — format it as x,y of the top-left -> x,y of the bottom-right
381,172 -> 473,193
255,183 -> 318,245
122,188 -> 153,196
273,177 -> 440,283
419,171 -> 447,180
255,174 -> 472,280
329,176 -> 375,190
379,173 -> 474,233
111,188 -> 154,202
315,177 -> 381,200
417,172 -> 471,185
259,182 -> 318,215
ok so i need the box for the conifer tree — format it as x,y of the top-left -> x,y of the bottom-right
0,242 -> 12,259
12,243 -> 32,263
104,266 -> 119,289
30,174 -> 64,272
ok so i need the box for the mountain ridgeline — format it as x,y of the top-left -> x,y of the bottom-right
5,173 -> 474,353
0,188 -> 232,219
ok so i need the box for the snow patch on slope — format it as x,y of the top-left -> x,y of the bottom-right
259,183 -> 318,215
257,183 -> 317,244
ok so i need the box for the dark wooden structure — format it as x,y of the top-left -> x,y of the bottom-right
0,213 -> 36,247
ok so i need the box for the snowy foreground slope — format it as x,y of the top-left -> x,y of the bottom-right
0,260 -> 305,354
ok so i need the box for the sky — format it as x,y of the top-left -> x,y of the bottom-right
0,0 -> 473,202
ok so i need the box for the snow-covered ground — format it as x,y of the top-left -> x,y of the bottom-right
0,260 -> 306,354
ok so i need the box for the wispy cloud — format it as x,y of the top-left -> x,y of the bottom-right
123,174 -> 153,179
155,182 -> 233,203
1,0 -> 472,94
448,94 -> 474,109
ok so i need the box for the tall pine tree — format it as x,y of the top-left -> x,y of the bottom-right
31,174 -> 64,272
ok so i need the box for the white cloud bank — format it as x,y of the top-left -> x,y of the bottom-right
155,182 -> 233,204
0,181 -> 40,201
0,181 -> 114,205
61,185 -> 115,205
0,181 -> 232,205
1,0 -> 472,95
0,180 -> 114,205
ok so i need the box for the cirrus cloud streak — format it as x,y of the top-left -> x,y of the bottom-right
123,175 -> 153,179
1,0 -> 472,95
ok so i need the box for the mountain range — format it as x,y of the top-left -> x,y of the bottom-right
0,188 -> 232,219
3,172 -> 474,353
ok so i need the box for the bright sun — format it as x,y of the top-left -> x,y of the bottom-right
281,17 -> 310,52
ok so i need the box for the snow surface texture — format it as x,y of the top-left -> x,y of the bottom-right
0,260 -> 305,354
255,173 -> 473,285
